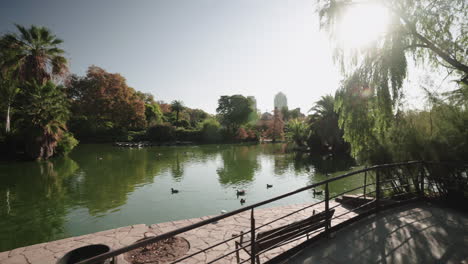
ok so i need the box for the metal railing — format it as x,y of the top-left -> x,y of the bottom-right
76,160 -> 467,264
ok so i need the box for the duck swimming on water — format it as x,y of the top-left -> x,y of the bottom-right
266,184 -> 273,188
171,188 -> 179,194
313,189 -> 323,196
236,190 -> 246,196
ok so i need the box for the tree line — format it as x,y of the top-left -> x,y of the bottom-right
0,25 -> 310,160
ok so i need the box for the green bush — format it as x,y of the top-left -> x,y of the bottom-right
201,119 -> 221,143
55,132 -> 79,156
147,124 -> 175,142
175,128 -> 202,142
128,130 -> 148,142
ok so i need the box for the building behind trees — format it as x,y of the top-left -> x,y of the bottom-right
274,92 -> 288,110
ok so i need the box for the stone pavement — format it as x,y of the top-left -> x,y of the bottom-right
0,201 -> 356,264
282,203 -> 468,264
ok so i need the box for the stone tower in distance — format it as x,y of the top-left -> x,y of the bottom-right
274,92 -> 288,110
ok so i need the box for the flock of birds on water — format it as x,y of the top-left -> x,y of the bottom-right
170,184 -> 324,211
99,151 -> 324,214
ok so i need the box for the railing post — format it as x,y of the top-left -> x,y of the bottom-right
363,167 -> 367,199
420,164 -> 425,198
325,182 -> 330,235
375,170 -> 380,212
250,208 -> 256,264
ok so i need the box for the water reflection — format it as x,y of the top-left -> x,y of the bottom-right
0,158 -> 78,251
0,143 -> 356,251
217,145 -> 260,186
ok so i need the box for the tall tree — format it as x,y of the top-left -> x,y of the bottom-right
265,108 -> 285,142
0,24 -> 68,83
216,95 -> 253,134
318,0 -> 467,159
17,81 -> 70,160
0,77 -> 18,133
67,66 -> 146,136
286,119 -> 308,147
308,95 -> 348,153
170,100 -> 185,123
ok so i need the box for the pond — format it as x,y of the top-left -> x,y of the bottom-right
0,143 -> 358,251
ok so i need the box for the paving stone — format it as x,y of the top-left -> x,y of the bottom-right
0,252 -> 9,261
0,202 -> 362,264
1,255 -> 27,264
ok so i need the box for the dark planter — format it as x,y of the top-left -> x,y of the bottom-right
56,244 -> 116,264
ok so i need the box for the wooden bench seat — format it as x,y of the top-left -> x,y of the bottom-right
235,209 -> 335,263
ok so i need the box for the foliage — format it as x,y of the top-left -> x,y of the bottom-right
187,108 -> 209,127
264,108 -> 284,142
380,87 -> 467,163
319,0 -> 467,162
0,24 -> 68,83
55,132 -> 79,155
236,127 -> 249,140
170,100 -> 185,123
67,66 -> 146,140
0,77 -> 19,134
308,95 -> 349,154
216,95 -> 253,134
146,124 -> 175,142
16,81 -> 73,160
285,119 -> 309,147
201,119 -> 221,143
136,92 -> 163,126
175,127 -> 202,142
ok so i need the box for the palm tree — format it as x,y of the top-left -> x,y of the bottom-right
308,95 -> 347,153
18,81 -> 69,160
170,100 -> 185,123
0,77 -> 19,133
286,119 -> 309,147
0,24 -> 68,83
309,95 -> 335,121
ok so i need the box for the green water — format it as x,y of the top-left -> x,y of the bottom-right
0,143 -> 359,251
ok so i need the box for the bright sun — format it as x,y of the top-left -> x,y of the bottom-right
336,3 -> 390,49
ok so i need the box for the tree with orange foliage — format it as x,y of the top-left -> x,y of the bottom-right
67,66 -> 146,137
264,107 -> 284,142
236,127 -> 248,140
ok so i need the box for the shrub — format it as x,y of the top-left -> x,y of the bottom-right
128,130 -> 148,142
175,128 -> 202,142
147,124 -> 175,142
201,119 -> 221,143
55,132 -> 79,155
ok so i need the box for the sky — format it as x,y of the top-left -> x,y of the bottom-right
0,0 -> 343,114
1,0 -> 456,114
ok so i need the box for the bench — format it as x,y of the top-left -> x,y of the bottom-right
235,209 -> 335,263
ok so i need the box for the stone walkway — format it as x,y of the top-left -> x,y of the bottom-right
281,203 -> 468,264
0,201 -> 356,264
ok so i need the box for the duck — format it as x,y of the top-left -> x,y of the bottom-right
171,188 -> 179,194
236,190 -> 246,196
240,198 -> 246,204
266,184 -> 273,189
220,210 -> 227,214
313,189 -> 323,195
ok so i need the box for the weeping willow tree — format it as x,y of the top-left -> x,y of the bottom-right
318,0 -> 467,162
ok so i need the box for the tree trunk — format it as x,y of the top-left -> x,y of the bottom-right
5,104 -> 10,134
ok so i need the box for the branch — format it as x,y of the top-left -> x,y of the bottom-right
403,44 -> 429,50
388,6 -> 468,76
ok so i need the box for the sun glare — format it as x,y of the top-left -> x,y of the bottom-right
337,3 -> 390,49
